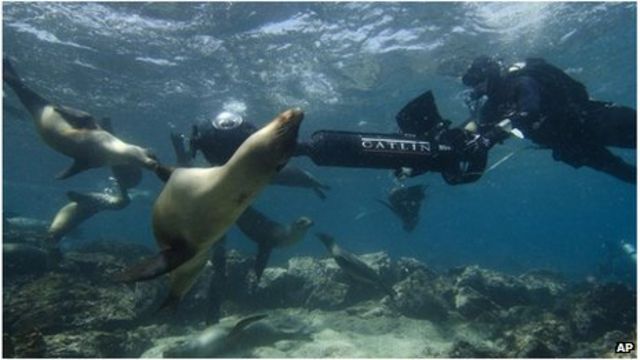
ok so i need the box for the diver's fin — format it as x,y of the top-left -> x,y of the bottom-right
254,243 -> 273,282
53,105 -> 99,130
396,90 -> 447,136
228,314 -> 268,340
56,159 -> 92,180
113,248 -> 192,283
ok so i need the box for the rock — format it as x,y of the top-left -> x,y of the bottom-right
517,269 -> 567,307
570,330 -> 636,358
566,283 -> 636,341
12,328 -> 46,358
395,256 -> 436,281
454,285 -> 500,319
73,240 -> 154,263
453,265 -> 530,308
448,339 -> 503,358
5,270 -> 163,336
3,332 -> 14,358
501,314 -> 573,357
392,269 -> 450,321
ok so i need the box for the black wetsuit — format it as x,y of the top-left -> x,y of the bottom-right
476,58 -> 636,183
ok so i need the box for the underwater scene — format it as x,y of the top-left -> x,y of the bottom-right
2,2 -> 637,358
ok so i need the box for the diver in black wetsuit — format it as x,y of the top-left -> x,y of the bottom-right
462,56 -> 637,183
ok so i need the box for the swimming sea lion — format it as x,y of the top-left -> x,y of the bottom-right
47,118 -> 143,246
170,130 -> 329,199
116,108 -> 304,308
47,187 -> 130,246
236,206 -> 313,282
161,314 -> 267,358
272,165 -> 331,200
2,57 -> 158,179
378,184 -> 427,232
317,232 -> 396,298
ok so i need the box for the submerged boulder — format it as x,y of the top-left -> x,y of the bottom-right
391,269 -> 450,321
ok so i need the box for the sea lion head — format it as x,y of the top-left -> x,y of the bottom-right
293,216 -> 314,231
236,108 -> 304,173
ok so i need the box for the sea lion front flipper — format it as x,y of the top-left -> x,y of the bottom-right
154,164 -> 176,183
254,243 -> 273,282
227,314 -> 268,341
114,247 -> 192,283
312,187 -> 327,200
56,159 -> 92,180
53,105 -> 100,130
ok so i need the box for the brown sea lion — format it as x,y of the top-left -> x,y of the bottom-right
3,57 -> 157,179
236,206 -> 313,282
116,108 -> 304,308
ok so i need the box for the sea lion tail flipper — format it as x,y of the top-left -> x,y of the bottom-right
254,243 -> 273,283
3,57 -> 20,85
56,160 -> 92,180
228,314 -> 268,340
113,248 -> 191,283
3,57 -> 50,116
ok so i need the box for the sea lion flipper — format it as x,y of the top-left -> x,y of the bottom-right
100,117 -> 113,133
114,247 -> 191,283
53,105 -> 99,130
228,314 -> 268,340
56,159 -> 92,180
254,243 -> 273,282
154,164 -> 176,183
312,187 -> 327,200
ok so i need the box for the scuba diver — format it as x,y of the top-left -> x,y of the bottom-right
177,91 -> 505,185
461,56 -> 637,183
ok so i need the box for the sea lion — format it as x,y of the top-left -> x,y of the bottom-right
317,232 -> 396,298
170,130 -> 330,199
3,243 -> 52,276
47,119 -> 143,247
160,314 -> 267,358
2,57 -> 158,179
272,165 -> 331,200
378,184 -> 427,232
236,206 -> 313,282
117,108 -> 304,308
47,186 -> 130,246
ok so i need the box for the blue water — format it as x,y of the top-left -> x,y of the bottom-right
3,2 -> 636,283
